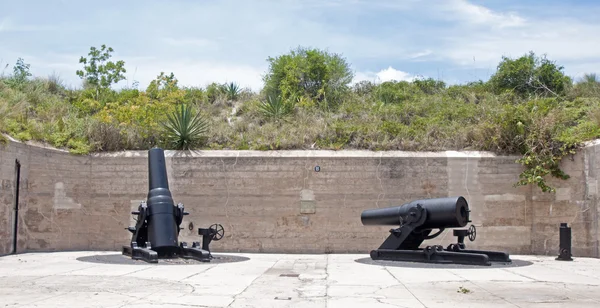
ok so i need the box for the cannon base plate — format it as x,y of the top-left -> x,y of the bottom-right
122,241 -> 214,264
370,246 -> 511,266
122,243 -> 159,263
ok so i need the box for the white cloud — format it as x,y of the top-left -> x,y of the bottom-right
2,0 -> 600,89
161,37 -> 220,51
354,66 -> 415,84
18,53 -> 266,92
436,17 -> 600,78
408,49 -> 433,59
420,1 -> 600,78
0,17 -> 58,32
123,58 -> 266,92
438,0 -> 526,28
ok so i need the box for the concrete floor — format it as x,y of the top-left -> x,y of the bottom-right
0,251 -> 599,308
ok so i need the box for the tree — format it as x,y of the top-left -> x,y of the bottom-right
12,58 -> 31,83
488,51 -> 572,98
262,47 -> 354,110
3,58 -> 32,89
146,72 -> 179,99
76,45 -> 126,100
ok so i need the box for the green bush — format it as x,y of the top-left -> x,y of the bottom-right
262,46 -> 354,110
2,46 -> 600,193
489,51 -> 572,98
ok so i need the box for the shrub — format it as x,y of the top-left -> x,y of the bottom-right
262,46 -> 354,110
162,104 -> 209,150
3,49 -> 600,193
488,51 -> 572,98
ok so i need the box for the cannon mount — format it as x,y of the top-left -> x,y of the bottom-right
122,201 -> 225,263
364,199 -> 511,266
121,148 -> 225,264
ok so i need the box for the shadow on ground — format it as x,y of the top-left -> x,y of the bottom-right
76,253 -> 250,265
354,257 -> 534,269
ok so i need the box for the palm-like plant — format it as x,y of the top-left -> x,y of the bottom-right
223,82 -> 241,101
258,95 -> 292,119
162,103 -> 209,150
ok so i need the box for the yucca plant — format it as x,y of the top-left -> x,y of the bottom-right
223,82 -> 241,101
162,103 -> 209,150
258,95 -> 293,119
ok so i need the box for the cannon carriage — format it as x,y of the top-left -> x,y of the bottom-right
122,148 -> 224,263
361,196 -> 511,266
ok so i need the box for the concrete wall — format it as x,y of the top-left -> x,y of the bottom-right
1,138 -> 599,257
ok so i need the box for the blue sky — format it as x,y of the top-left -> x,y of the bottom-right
1,0 -> 600,92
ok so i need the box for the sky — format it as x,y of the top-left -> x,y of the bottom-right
1,0 -> 600,92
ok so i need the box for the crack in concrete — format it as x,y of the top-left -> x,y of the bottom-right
425,155 -> 431,199
181,265 -> 217,281
383,267 -> 428,308
17,264 -> 99,283
220,152 -> 239,240
500,268 -> 539,282
375,152 -> 384,208
116,265 -> 153,277
374,297 -> 414,308
14,292 -> 67,306
325,254 -> 330,307
448,270 -> 523,308
303,151 -> 310,190
37,209 -> 63,237
226,260 -> 279,308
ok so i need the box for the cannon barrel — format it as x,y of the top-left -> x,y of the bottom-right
360,196 -> 470,229
146,148 -> 179,254
149,147 -> 170,191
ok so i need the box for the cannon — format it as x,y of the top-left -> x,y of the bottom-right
122,147 -> 225,263
361,196 -> 511,266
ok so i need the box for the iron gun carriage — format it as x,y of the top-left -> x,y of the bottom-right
361,196 -> 511,266
122,148 -> 224,263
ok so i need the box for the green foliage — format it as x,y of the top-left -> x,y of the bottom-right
223,82 -> 241,101
205,82 -> 224,104
258,95 -> 293,119
162,104 -> 209,150
3,47 -> 600,194
568,73 -> 600,99
489,51 -> 572,98
12,58 -> 32,84
76,45 -> 126,100
263,47 -> 354,110
3,58 -> 32,89
147,72 -> 178,99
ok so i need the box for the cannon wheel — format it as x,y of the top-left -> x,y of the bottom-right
468,225 -> 477,241
210,224 -> 225,241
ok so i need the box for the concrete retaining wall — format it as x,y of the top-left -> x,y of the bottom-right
1,139 -> 599,257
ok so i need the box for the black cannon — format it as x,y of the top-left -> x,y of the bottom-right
361,196 -> 511,266
122,148 -> 225,263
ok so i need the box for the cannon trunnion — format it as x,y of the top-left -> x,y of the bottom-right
122,148 -> 225,263
361,196 -> 511,266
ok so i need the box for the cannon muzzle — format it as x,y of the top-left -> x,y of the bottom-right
360,196 -> 470,229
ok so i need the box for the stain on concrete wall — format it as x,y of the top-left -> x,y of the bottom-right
1,139 -> 599,257
53,182 -> 81,209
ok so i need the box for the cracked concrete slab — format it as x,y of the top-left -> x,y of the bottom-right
1,252 -> 600,307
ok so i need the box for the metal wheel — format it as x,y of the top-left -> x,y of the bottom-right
210,224 -> 225,241
468,225 -> 477,241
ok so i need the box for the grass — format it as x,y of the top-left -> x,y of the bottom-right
1,71 -> 600,193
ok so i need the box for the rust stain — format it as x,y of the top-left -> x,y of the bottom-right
421,180 -> 436,194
